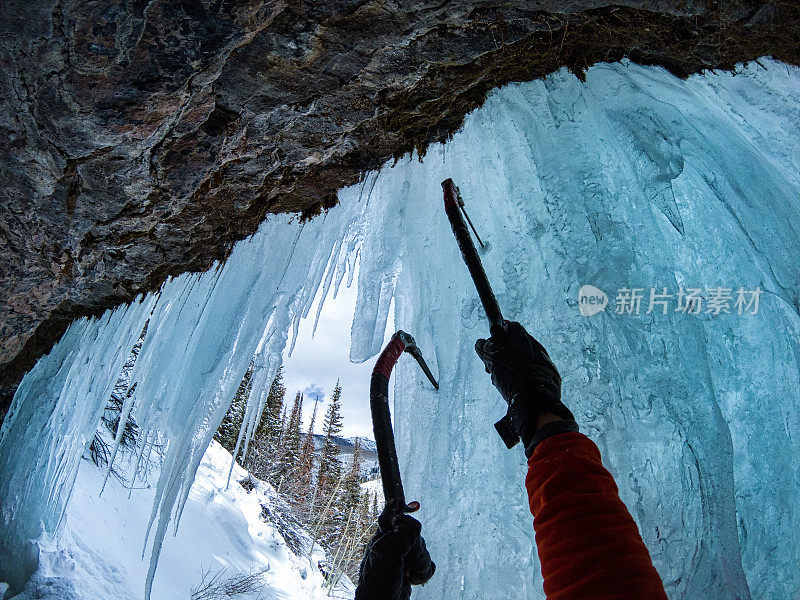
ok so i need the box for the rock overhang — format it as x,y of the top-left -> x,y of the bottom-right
0,0 -> 798,414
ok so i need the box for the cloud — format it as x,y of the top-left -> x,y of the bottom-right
302,384 -> 325,403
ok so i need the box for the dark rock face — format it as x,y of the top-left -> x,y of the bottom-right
1,0 -> 798,410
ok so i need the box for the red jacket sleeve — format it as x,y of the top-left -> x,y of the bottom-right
526,432 -> 668,600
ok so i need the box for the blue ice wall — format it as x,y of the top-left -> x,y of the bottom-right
348,59 -> 799,600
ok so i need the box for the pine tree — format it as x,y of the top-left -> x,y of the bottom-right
317,380 -> 343,494
328,440 -> 379,581
215,362 -> 254,455
340,438 -> 363,509
275,392 -> 303,483
242,367 -> 287,479
297,400 -> 319,497
276,404 -> 286,444
359,488 -> 373,527
254,366 -> 286,447
285,392 -> 304,462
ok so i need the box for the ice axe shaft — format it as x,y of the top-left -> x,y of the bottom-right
441,178 -> 503,329
371,331 -> 438,520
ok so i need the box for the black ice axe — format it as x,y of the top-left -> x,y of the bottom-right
371,331 -> 438,525
441,178 -> 521,449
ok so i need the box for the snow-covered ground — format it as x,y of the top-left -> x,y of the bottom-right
13,442 -> 353,600
359,479 -> 383,506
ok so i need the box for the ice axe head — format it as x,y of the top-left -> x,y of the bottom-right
395,331 -> 439,390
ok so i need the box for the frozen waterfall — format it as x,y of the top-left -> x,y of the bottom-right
1,58 -> 798,599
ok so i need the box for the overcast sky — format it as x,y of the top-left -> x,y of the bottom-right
280,275 -> 393,440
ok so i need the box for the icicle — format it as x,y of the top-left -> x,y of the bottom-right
100,387 -> 136,495
128,429 -> 151,498
312,237 -> 343,335
0,295 -> 155,574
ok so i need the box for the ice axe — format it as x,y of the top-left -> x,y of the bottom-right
371,330 -> 438,526
441,178 -> 521,449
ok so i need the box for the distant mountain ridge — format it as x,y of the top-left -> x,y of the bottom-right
309,434 -> 378,478
310,434 -> 375,453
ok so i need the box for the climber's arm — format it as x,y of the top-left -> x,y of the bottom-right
526,427 -> 667,600
475,322 -> 667,600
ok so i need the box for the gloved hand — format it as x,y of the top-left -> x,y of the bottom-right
475,320 -> 577,456
355,500 -> 436,600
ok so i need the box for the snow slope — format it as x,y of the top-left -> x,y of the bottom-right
359,480 -> 383,505
14,442 -> 352,600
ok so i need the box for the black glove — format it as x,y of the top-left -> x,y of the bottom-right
475,320 -> 577,456
355,500 -> 436,600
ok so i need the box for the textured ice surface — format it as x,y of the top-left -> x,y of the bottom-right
1,59 -> 799,599
349,60 -> 799,600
